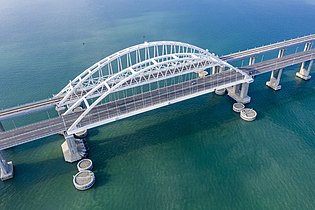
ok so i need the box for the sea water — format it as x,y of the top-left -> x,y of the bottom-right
0,0 -> 315,209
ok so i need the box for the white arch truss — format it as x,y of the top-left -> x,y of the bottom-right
55,41 -> 247,106
54,41 -> 250,133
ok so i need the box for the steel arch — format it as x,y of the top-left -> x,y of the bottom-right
54,41 -> 250,133
55,41 -> 247,107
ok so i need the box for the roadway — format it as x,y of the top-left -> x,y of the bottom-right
1,34 -> 314,122
1,47 -> 314,150
0,70 -> 244,150
0,60 -> 213,121
240,49 -> 315,76
0,97 -> 61,121
221,34 -> 315,62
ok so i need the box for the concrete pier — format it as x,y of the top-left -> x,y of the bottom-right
296,60 -> 313,80
74,130 -> 88,139
211,65 -> 224,75
227,82 -> 251,104
296,42 -> 313,80
212,66 -> 218,74
61,135 -> 82,163
0,151 -> 14,181
0,122 -> 4,132
266,49 -> 285,90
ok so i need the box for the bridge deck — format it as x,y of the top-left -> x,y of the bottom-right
0,70 -> 246,150
240,49 -> 315,76
221,34 -> 315,62
1,35 -> 315,150
0,98 -> 60,121
1,35 -> 314,122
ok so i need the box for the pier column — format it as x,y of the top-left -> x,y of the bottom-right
0,151 -> 14,181
296,42 -> 313,80
0,122 -> 4,132
211,65 -> 224,74
266,48 -> 285,90
296,59 -> 313,80
249,56 -> 256,65
227,82 -> 251,104
61,134 -> 82,163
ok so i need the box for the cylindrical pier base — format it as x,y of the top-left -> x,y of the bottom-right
77,159 -> 93,171
215,88 -> 226,96
73,130 -> 88,139
73,170 -> 95,190
233,103 -> 245,112
240,108 -> 257,121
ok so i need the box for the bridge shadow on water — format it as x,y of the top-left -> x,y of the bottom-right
85,94 -> 257,188
83,95 -> 277,206
7,70 -> 315,193
1,93 -> 241,189
86,68 -> 315,191
247,68 -> 315,150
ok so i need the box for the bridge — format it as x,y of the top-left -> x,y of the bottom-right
0,35 -> 314,180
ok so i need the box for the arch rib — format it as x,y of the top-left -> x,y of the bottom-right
55,41 -> 215,107
65,55 -> 226,133
53,41 -> 251,134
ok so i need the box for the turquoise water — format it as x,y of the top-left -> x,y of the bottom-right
1,0 -> 315,209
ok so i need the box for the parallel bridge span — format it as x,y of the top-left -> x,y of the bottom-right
221,33 -> 315,61
1,35 -> 314,122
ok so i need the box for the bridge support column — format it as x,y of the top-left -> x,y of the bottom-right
61,134 -> 82,163
0,151 -> 14,181
0,122 -> 4,132
212,66 -> 219,74
296,42 -> 313,80
227,82 -> 251,104
296,60 -> 313,80
211,65 -> 225,75
266,48 -> 285,90
249,56 -> 256,65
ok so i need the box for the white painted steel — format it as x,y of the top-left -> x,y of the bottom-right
66,79 -> 250,134
55,41 -> 249,107
55,41 -> 251,133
